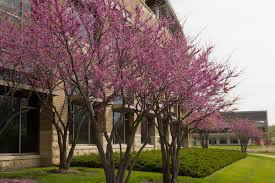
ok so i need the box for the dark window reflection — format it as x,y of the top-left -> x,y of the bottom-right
113,112 -> 129,144
21,108 -> 39,153
0,95 -> 39,154
0,96 -> 20,153
69,104 -> 96,145
141,117 -> 152,145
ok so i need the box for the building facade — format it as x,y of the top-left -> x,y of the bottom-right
193,111 -> 269,146
0,0 -> 181,170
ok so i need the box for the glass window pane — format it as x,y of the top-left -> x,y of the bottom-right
71,104 -> 89,144
0,96 -> 20,153
209,138 -> 216,145
230,138 -> 238,144
77,117 -> 89,144
113,97 -> 123,104
21,95 -> 39,153
141,118 -> 148,144
0,0 -> 20,10
141,117 -> 152,144
89,112 -> 97,145
0,0 -> 30,17
21,108 -> 39,153
220,138 -> 227,144
0,0 -> 21,16
113,112 -> 125,144
124,113 -> 130,144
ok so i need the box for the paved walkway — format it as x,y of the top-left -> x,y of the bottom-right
249,153 -> 275,158
0,179 -> 36,183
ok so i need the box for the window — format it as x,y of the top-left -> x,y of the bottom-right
141,117 -> 153,144
113,97 -> 123,104
69,104 -> 96,145
230,138 -> 239,144
112,112 -> 129,144
0,0 -> 21,11
0,95 -> 39,154
209,138 -> 217,145
145,0 -> 160,17
145,0 -> 155,9
223,128 -> 229,133
0,68 -> 22,83
0,0 -> 30,20
220,138 -> 227,145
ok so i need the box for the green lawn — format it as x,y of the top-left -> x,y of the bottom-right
1,155 -> 275,183
198,155 -> 275,183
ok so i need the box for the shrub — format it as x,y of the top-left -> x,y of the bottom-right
71,148 -> 246,178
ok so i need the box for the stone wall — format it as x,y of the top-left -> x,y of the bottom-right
70,145 -> 99,156
40,98 -> 54,166
0,155 -> 40,170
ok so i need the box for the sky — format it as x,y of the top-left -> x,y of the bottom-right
169,0 -> 275,125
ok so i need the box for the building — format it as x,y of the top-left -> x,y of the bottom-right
193,111 -> 269,146
0,0 -> 181,170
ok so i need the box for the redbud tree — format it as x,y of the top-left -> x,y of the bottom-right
147,33 -> 239,182
190,113 -> 225,148
230,118 -> 260,152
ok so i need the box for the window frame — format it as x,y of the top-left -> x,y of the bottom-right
0,95 -> 40,156
69,104 -> 96,146
209,138 -> 217,145
112,111 -> 128,145
219,137 -> 227,145
141,117 -> 153,145
230,137 -> 239,144
0,0 -> 25,18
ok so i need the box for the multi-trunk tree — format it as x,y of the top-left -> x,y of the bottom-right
230,118 -> 260,152
147,33 -> 239,183
190,113 -> 225,148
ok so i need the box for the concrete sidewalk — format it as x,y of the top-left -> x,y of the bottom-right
249,153 -> 275,158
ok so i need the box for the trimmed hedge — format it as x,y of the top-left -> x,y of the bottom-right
71,148 -> 246,178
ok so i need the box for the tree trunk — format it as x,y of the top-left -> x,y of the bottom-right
59,143 -> 70,172
89,114 -> 117,183
198,132 -> 209,149
116,121 -> 139,183
162,158 -> 171,183
171,144 -> 180,183
200,138 -> 208,148
162,144 -> 172,183
241,144 -> 247,152
202,140 -> 209,148
240,139 -> 248,152
157,117 -> 172,183
103,167 -> 116,183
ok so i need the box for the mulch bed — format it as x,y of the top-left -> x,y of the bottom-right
0,179 -> 36,183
